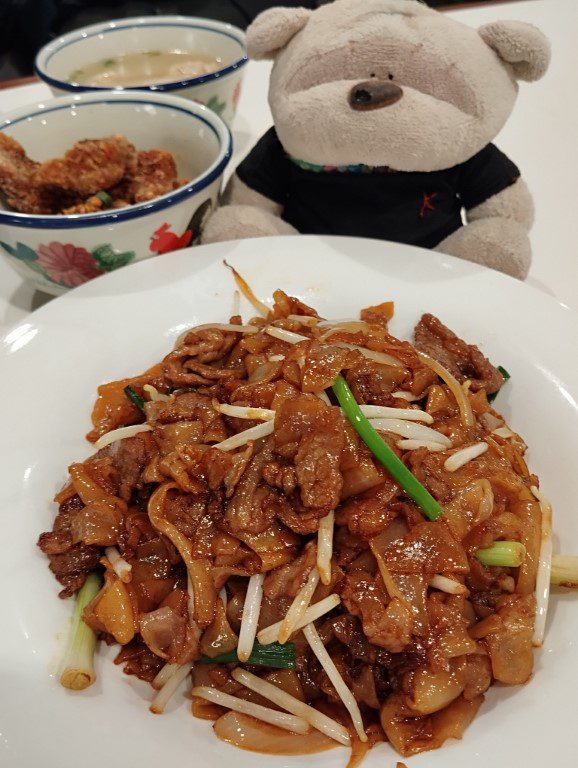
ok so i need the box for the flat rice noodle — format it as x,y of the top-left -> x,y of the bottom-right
462,654 -> 492,700
70,502 -> 119,546
134,577 -> 177,613
68,463 -> 126,514
139,605 -> 183,659
154,422 -> 204,455
200,599 -> 239,658
84,573 -> 135,644
511,495 -> 541,594
148,482 -> 217,627
140,603 -> 199,663
430,694 -> 483,745
87,363 -> 164,441
192,698 -> 226,721
263,542 -> 317,599
443,480 -> 493,541
394,574 -> 429,635
340,456 -> 385,501
405,658 -> 467,715
248,359 -> 284,384
236,522 -> 300,573
382,522 -> 468,575
264,669 -> 306,702
485,594 -> 535,684
427,595 -> 478,665
340,481 -> 398,538
301,344 -> 355,393
380,693 -> 483,757
213,712 -> 337,755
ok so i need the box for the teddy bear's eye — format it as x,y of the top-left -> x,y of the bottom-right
388,73 -> 394,80
370,73 -> 376,78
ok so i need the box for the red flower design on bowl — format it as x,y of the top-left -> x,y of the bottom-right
37,242 -> 103,287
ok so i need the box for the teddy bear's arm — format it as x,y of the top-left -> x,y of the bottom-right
466,177 -> 534,229
435,145 -> 535,280
436,178 -> 534,280
201,127 -> 298,244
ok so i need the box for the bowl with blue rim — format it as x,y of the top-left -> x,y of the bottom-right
35,15 -> 248,126
0,90 -> 232,295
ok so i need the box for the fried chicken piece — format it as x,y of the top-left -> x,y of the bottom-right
35,135 -> 135,197
128,149 -> 180,203
0,133 -> 65,214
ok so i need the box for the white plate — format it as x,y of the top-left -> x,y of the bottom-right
1,235 -> 577,768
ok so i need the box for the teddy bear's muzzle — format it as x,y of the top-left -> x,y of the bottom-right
348,80 -> 403,111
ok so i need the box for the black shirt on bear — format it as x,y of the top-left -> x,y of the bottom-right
236,127 -> 520,249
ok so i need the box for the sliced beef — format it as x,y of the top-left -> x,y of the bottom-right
414,313 -> 503,394
37,494 -> 102,597
110,432 -> 156,501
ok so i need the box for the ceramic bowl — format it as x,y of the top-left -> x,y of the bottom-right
0,90 -> 232,295
35,16 -> 247,125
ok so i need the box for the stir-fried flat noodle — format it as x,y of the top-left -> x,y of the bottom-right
39,287 -> 561,761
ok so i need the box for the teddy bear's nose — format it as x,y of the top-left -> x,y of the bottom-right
348,80 -> 403,111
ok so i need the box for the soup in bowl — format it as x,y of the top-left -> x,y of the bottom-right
35,16 -> 247,125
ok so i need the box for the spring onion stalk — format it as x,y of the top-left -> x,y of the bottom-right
476,541 -> 526,567
550,555 -> 578,587
332,375 -> 443,521
95,190 -> 113,206
59,572 -> 102,691
124,385 -> 145,413
232,668 -> 351,746
199,641 -> 296,669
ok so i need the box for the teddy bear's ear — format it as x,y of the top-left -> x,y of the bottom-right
247,7 -> 312,60
479,21 -> 551,82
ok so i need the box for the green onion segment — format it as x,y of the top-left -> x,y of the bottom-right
332,375 -> 443,521
124,385 -> 146,413
95,190 -> 113,206
199,641 -> 295,669
476,541 -> 526,568
60,572 -> 102,690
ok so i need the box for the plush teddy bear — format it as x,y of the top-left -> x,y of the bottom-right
202,0 -> 550,279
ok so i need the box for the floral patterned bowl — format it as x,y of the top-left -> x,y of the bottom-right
35,16 -> 247,126
0,91 -> 232,295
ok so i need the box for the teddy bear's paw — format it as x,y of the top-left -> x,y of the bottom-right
435,218 -> 532,280
201,205 -> 298,244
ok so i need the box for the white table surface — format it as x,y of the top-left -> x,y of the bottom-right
0,0 -> 576,329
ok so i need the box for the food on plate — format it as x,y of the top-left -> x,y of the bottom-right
38,278 -> 576,759
0,133 -> 188,215
70,51 -> 221,88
